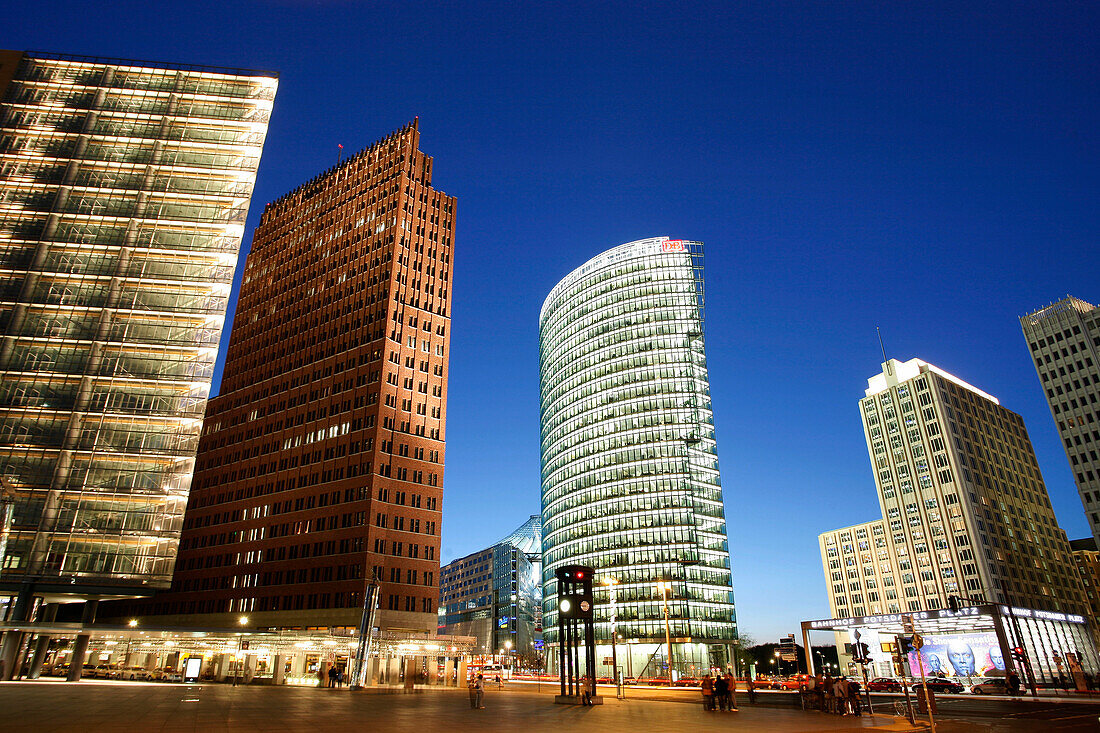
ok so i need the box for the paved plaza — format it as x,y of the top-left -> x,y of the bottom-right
0,680 -> 1097,733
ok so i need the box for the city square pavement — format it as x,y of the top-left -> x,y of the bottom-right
0,680 -> 1096,733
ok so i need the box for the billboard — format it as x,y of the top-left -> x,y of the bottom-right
906,632 -> 1004,678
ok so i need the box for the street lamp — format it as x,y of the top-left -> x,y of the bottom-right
775,650 -> 782,679
504,640 -> 513,673
233,615 -> 249,687
656,581 -> 673,683
602,577 -> 620,690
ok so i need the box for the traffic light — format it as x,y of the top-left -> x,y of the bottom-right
859,642 -> 872,662
1011,647 -> 1026,663
946,595 -> 961,612
898,635 -> 916,655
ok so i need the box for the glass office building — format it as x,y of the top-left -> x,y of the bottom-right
539,237 -> 737,679
0,51 -> 276,609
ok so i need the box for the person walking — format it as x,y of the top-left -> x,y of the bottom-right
847,677 -> 862,716
701,674 -> 715,711
327,664 -> 337,688
1006,670 -> 1021,697
714,673 -> 728,711
746,676 -> 757,705
835,676 -> 850,715
725,672 -> 738,711
474,673 -> 486,708
468,675 -> 478,708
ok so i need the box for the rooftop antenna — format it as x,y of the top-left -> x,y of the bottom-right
877,326 -> 893,375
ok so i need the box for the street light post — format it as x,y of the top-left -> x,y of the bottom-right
233,615 -> 248,687
774,650 -> 782,679
656,581 -> 673,683
602,577 -> 620,695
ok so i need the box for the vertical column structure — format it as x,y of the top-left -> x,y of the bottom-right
0,51 -> 276,607
539,237 -> 737,674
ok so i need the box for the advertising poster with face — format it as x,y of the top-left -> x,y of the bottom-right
906,632 -> 1003,677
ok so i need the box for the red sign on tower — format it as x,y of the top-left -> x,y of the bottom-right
662,239 -> 686,252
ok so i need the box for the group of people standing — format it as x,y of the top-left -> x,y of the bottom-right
700,672 -> 739,711
801,674 -> 863,716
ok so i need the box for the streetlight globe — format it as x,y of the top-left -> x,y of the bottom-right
128,619 -> 138,628
239,615 -> 249,626
505,640 -> 513,650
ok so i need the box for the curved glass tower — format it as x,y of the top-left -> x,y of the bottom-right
539,237 -> 737,678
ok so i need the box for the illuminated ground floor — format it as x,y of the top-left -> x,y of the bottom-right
802,603 -> 1100,689
542,639 -> 738,681
0,620 -> 475,687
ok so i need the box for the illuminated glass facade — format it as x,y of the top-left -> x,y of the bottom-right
0,51 -> 276,601
539,237 -> 737,675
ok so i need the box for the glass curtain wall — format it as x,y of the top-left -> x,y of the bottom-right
539,237 -> 737,673
0,53 -> 276,593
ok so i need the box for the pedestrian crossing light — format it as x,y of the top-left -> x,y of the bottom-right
946,595 -> 961,612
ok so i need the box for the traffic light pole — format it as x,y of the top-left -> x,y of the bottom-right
894,635 -> 915,726
914,634 -> 937,733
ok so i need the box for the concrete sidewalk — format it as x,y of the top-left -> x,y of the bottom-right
0,681 -> 919,733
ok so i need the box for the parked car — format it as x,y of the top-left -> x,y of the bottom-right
92,664 -> 121,679
118,666 -> 153,681
866,677 -> 903,692
910,677 -> 964,693
969,678 -> 1007,695
672,677 -> 699,687
622,676 -> 638,685
47,663 -> 70,677
153,668 -> 183,682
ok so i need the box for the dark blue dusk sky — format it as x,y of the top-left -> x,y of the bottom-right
9,1 -> 1098,642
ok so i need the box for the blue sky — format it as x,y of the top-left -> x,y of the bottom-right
9,1 -> 1098,642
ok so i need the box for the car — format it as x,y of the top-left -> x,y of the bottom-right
622,676 -> 638,685
969,678 -> 1007,694
153,668 -> 183,682
910,677 -> 964,693
672,677 -> 699,687
118,666 -> 153,681
866,677 -> 903,692
92,664 -> 121,679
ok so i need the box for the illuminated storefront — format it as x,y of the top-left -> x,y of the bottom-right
802,604 -> 1100,688
0,620 -> 475,686
539,237 -> 737,678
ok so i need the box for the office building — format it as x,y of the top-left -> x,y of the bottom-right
539,236 -> 737,679
1021,296 -> 1100,546
0,50 -> 275,642
437,516 -> 543,662
132,120 -> 455,634
1070,538 -> 1100,630
817,358 -> 1096,680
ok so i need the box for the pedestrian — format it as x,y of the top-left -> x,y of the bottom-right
701,674 -> 715,711
475,673 -> 485,708
725,672 -> 738,711
835,676 -> 850,715
327,664 -> 337,688
580,675 -> 593,706
823,674 -> 834,713
468,675 -> 478,708
746,675 -> 757,704
337,667 -> 344,687
714,673 -> 728,711
1006,670 -> 1021,697
848,677 -> 862,717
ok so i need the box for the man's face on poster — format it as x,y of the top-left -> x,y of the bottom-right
948,641 -> 975,676
923,652 -> 943,675
988,645 -> 1005,671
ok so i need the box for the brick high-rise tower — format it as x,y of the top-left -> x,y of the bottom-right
145,120 -> 455,633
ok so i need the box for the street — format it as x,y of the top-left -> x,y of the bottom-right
1,679 -> 1099,733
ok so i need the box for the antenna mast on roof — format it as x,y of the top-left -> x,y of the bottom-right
877,326 -> 893,376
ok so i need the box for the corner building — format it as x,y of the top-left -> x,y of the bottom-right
0,51 -> 275,613
1020,296 -> 1100,548
141,121 -> 454,634
817,358 -> 1097,684
539,237 -> 737,679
